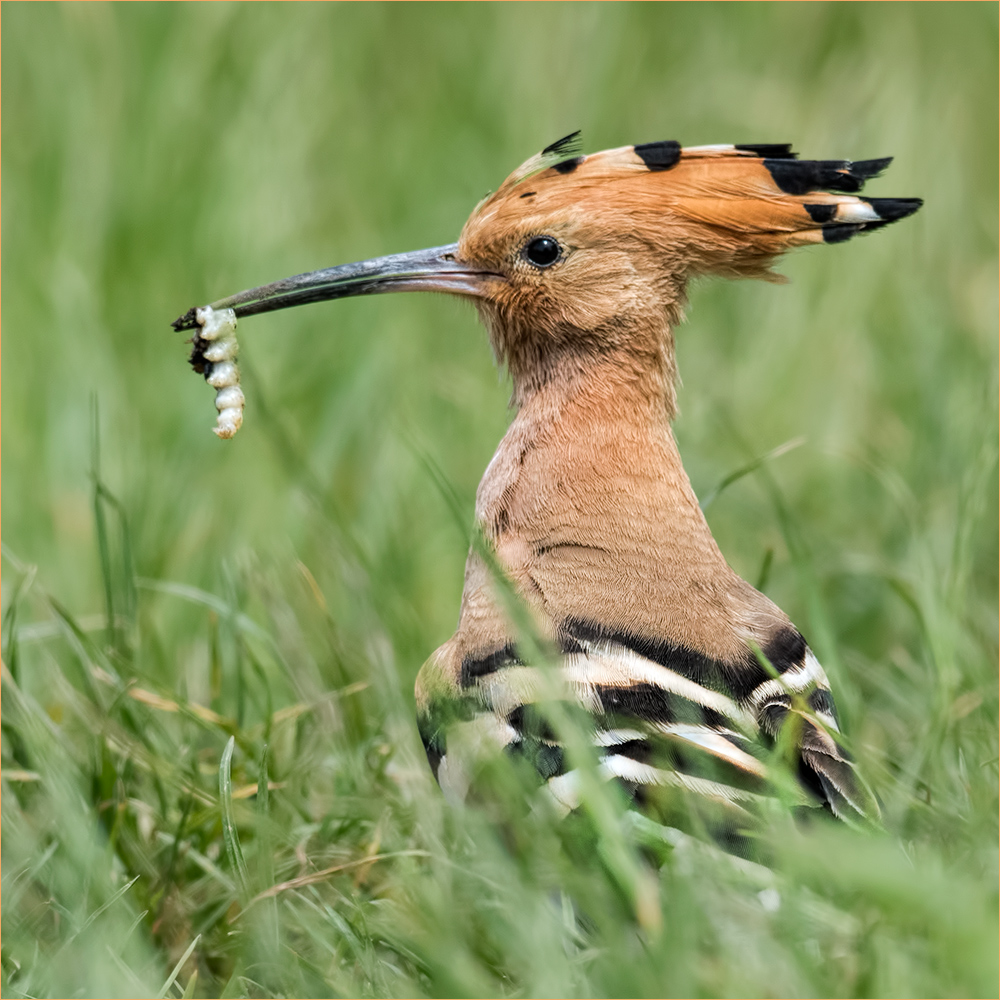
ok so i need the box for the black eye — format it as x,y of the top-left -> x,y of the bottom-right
523,236 -> 561,268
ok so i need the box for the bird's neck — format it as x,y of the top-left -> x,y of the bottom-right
477,350 -> 698,541
485,303 -> 683,418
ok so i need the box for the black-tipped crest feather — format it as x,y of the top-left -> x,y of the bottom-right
541,130 -> 583,158
763,156 -> 893,195
635,140 -> 682,171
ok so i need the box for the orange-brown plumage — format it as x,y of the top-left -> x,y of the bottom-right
176,134 -> 921,824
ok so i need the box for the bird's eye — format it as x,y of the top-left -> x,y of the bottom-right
523,236 -> 561,268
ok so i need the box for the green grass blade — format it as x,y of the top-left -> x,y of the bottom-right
219,737 -> 252,904
699,435 -> 805,511
158,933 -> 200,998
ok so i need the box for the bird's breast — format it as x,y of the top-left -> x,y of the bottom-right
474,406 -> 752,664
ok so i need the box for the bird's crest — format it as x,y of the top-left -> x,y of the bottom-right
474,133 -> 921,280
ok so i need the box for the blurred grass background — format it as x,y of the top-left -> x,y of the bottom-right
2,2 -> 997,996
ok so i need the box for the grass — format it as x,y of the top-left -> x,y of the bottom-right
2,3 -> 998,997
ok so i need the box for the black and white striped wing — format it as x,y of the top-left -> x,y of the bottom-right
419,625 -> 877,825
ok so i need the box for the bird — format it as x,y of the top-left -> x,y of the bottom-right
174,133 -> 921,833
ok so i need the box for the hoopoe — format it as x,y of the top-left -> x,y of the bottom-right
175,134 -> 920,828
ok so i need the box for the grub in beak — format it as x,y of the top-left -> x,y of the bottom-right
173,243 -> 498,438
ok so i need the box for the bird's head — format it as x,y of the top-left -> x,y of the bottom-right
174,132 -> 919,411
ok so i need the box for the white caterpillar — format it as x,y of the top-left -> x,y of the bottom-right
190,306 -> 244,439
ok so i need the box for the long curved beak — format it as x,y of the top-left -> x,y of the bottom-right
172,243 -> 494,332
